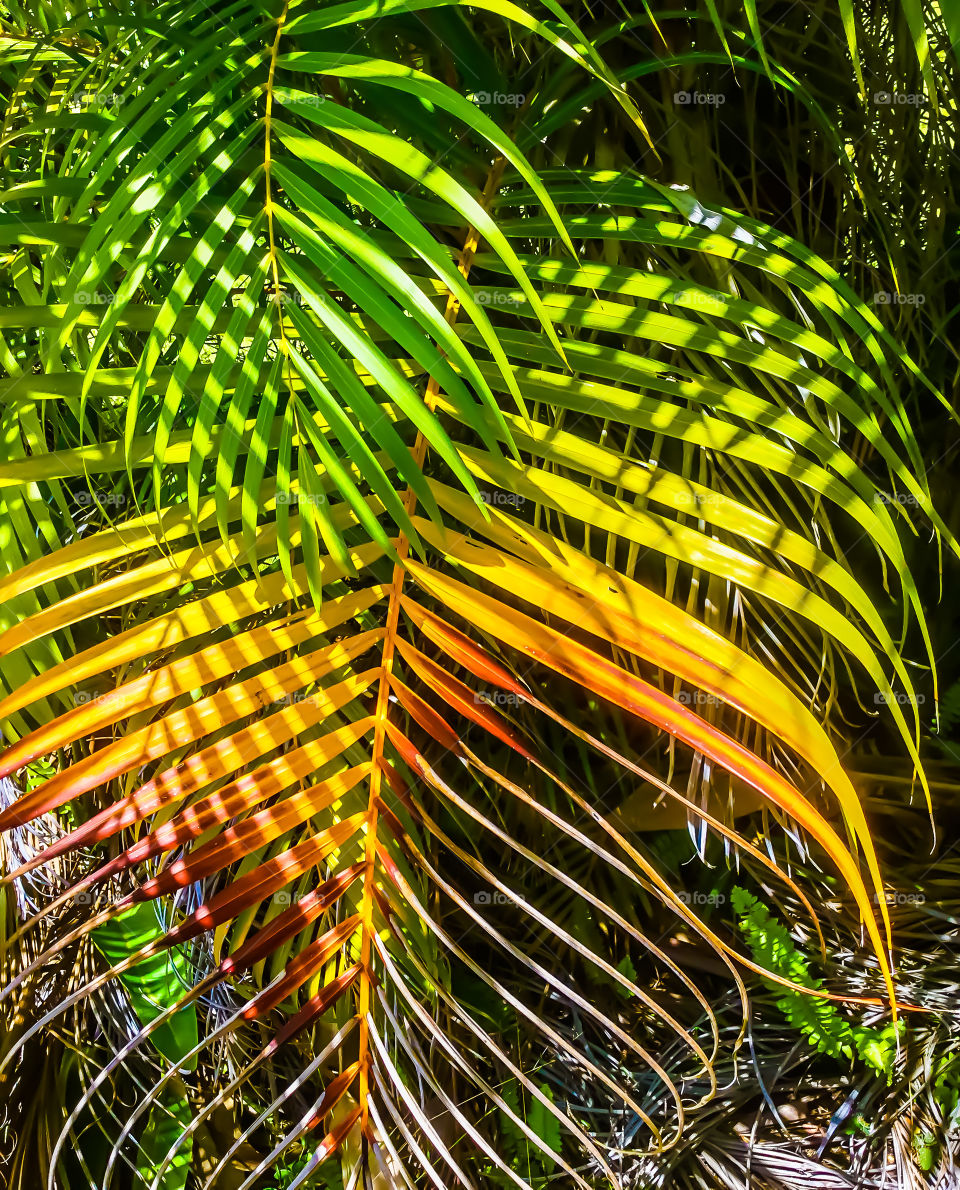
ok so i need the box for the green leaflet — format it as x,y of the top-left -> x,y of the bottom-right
731,887 -> 902,1079
500,1079 -> 562,1178
92,904 -> 198,1188
267,128 -> 528,415
270,160 -> 513,462
275,55 -> 575,255
271,100 -> 568,363
91,903 -> 198,1069
137,1088 -> 192,1190
284,0 -> 651,147
837,0 -> 866,95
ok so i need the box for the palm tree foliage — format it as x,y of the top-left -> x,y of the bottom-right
0,0 -> 956,1186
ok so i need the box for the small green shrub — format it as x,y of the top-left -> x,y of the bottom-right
731,887 -> 901,1079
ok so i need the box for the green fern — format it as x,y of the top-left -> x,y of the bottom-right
934,678 -> 960,742
731,887 -> 900,1078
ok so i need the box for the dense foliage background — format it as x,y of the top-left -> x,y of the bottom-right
0,1 -> 958,1188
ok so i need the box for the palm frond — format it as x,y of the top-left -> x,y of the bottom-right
0,0 -> 952,1186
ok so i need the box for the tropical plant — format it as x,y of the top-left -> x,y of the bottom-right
0,0 -> 955,1186
731,885 -> 902,1077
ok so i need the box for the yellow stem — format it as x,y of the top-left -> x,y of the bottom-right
355,157 -> 508,1134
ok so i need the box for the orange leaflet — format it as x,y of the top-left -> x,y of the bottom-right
259,967 -> 362,1057
13,719 -> 375,884
304,1064 -> 363,1132
132,762 -> 371,895
400,596 -> 528,698
223,869 -> 365,977
388,674 -> 462,753
412,509 -> 892,946
316,1105 -> 363,1161
241,916 -> 361,1019
0,587 -> 383,772
405,559 -> 898,1014
0,656 -> 380,830
146,814 -> 365,943
394,639 -> 534,760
